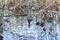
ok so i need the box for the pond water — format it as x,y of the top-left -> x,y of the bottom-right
0,10 -> 60,40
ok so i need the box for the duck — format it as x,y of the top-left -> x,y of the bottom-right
0,36 -> 3,40
40,21 -> 45,27
27,15 -> 33,27
36,21 -> 45,27
43,27 -> 46,32
0,22 -> 3,27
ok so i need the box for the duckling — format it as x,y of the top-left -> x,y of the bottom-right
43,27 -> 46,32
27,19 -> 32,27
0,36 -> 3,40
49,26 -> 53,32
36,22 -> 39,25
27,15 -> 33,27
47,16 -> 53,23
36,21 -> 45,27
0,23 -> 2,26
40,21 -> 45,27
5,19 -> 9,23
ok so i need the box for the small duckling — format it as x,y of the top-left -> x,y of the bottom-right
47,17 -> 53,23
0,36 -> 3,40
27,15 -> 33,27
43,27 -> 46,32
49,26 -> 53,32
5,19 -> 9,23
36,22 -> 39,25
0,23 -> 3,26
27,19 -> 32,27
36,21 -> 45,27
40,21 -> 45,27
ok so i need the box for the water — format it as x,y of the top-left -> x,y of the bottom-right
2,19 -> 60,40
0,10 -> 60,40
